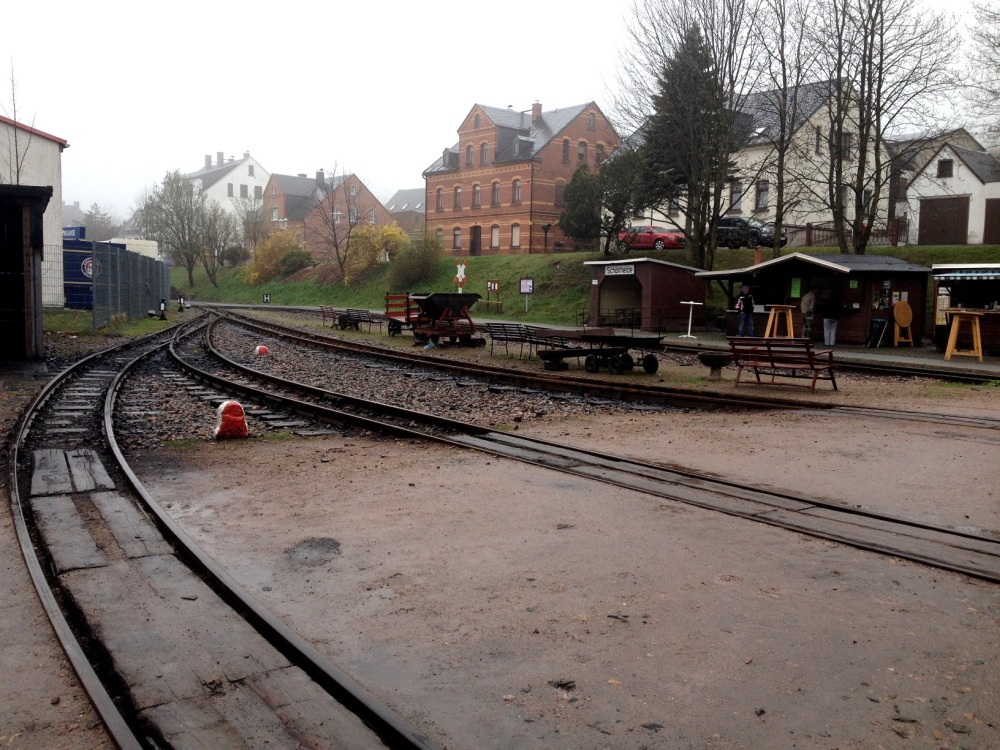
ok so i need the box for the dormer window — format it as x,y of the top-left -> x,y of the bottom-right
937,159 -> 954,178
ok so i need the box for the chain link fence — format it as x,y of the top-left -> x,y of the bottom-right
91,244 -> 171,330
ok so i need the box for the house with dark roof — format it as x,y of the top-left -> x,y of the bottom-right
185,151 -> 270,214
385,187 -> 426,237
906,143 -> 1000,245
632,79 -> 892,246
884,128 -> 983,221
424,101 -> 619,255
261,170 -> 393,257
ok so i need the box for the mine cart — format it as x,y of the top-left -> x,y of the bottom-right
408,292 -> 482,345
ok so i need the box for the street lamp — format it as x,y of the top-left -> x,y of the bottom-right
541,223 -> 551,252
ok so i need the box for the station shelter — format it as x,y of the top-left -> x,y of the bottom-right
0,185 -> 53,361
583,257 -> 706,332
931,264 -> 1000,356
697,253 -> 931,345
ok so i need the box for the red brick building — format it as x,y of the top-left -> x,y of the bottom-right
424,102 -> 619,255
262,170 -> 393,256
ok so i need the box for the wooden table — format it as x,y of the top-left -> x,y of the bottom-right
944,309 -> 984,363
763,304 -> 796,338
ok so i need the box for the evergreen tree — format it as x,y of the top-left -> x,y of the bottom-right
558,164 -> 602,245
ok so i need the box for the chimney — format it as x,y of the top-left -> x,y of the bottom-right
243,150 -> 250,158
216,151 -> 224,166
297,173 -> 307,178
316,169 -> 325,185
531,101 -> 542,124
205,154 -> 212,169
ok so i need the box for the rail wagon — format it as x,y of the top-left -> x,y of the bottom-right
385,291 -> 483,346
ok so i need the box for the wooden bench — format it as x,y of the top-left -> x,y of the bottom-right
484,322 -> 536,357
337,308 -> 385,333
319,305 -> 337,327
728,337 -> 837,391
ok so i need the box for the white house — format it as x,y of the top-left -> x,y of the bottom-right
1,114 -> 69,307
185,150 -> 270,213
906,143 -> 1000,245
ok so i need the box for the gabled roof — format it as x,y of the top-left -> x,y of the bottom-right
424,102 -> 597,174
185,154 -> 260,190
697,252 -> 930,279
949,144 -> 1000,184
270,173 -> 349,222
0,114 -> 68,149
738,80 -> 834,147
386,188 -> 425,212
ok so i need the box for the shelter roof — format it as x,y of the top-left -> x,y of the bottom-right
0,114 -> 68,149
697,252 -> 930,279
932,263 -> 1000,280
584,257 -> 702,273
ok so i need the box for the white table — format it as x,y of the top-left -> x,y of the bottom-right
679,301 -> 703,339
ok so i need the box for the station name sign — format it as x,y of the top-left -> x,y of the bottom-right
605,264 -> 635,276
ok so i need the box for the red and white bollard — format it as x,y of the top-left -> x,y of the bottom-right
255,345 -> 270,355
214,400 -> 249,439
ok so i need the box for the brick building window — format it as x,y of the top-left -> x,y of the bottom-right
472,184 -> 481,208
480,143 -> 488,165
512,179 -> 522,205
369,208 -> 376,223
937,159 -> 954,178
578,141 -> 587,162
755,180 -> 769,211
453,227 -> 462,250
491,181 -> 501,206
454,187 -> 462,210
465,145 -> 473,166
555,181 -> 566,207
490,224 -> 500,248
349,206 -> 358,223
511,223 -> 521,248
270,206 -> 278,221
436,188 -> 444,211
562,138 -> 570,163
595,144 -> 605,164
435,227 -> 444,245
588,112 -> 596,130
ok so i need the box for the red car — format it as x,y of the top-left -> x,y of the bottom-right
617,225 -> 686,251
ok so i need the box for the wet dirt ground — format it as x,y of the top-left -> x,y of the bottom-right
131,390 -> 1000,749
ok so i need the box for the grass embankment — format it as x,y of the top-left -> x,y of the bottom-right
170,244 -> 1000,327
43,308 -> 178,338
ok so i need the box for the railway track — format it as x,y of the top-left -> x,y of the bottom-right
9,321 -> 437,749
219,307 -> 1000,432
170,313 -> 1000,583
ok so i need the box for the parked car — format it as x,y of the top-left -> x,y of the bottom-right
617,225 -> 686,251
716,216 -> 787,249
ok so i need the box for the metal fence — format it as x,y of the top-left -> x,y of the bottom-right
92,244 -> 171,330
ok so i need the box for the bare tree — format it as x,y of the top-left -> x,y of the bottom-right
231,193 -> 269,251
199,199 -> 239,287
1,61 -> 33,185
967,1 -> 1000,143
306,170 -> 381,283
803,0 -> 958,253
143,170 -> 205,288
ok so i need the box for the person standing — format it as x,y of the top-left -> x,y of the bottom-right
800,286 -> 817,340
736,284 -> 755,336
821,291 -> 841,346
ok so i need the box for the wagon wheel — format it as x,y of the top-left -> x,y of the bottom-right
608,355 -> 626,375
584,354 -> 601,373
621,353 -> 635,371
642,354 -> 659,374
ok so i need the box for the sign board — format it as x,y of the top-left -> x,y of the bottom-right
63,226 -> 86,240
790,277 -> 801,298
520,278 -> 533,294
263,293 -> 271,303
605,264 -> 635,276
486,279 -> 499,292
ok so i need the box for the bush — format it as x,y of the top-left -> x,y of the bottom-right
278,249 -> 315,278
387,236 -> 441,290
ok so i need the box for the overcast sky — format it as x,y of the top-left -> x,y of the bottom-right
6,0 -> 975,220
5,0 -> 638,219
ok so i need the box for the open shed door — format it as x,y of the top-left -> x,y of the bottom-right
984,199 -> 1000,245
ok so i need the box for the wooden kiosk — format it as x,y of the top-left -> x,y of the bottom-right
932,264 -> 1000,358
